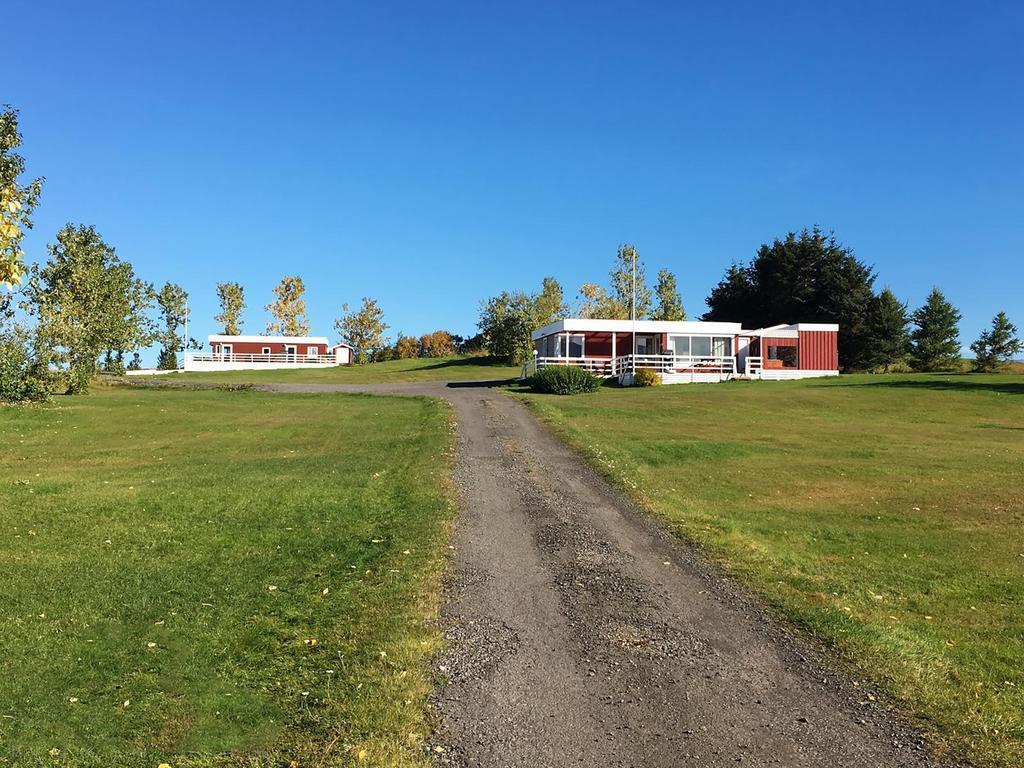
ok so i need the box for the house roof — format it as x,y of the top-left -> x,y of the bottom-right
531,318 -> 838,340
531,318 -> 744,340
208,334 -> 331,345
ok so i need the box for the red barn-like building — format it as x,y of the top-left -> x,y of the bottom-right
184,335 -> 353,370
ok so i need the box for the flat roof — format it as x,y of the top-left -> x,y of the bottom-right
531,318 -> 838,340
208,334 -> 330,344
532,318 -> 744,340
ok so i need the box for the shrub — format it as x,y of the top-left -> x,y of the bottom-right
529,365 -> 601,395
0,331 -> 51,403
633,368 -> 661,387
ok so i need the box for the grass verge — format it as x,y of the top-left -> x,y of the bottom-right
143,355 -> 519,385
518,373 -> 1023,767
0,385 -> 455,767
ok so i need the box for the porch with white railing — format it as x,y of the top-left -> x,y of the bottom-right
529,353 -> 739,384
184,352 -> 341,371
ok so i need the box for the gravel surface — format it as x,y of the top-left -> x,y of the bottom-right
264,381 -> 957,768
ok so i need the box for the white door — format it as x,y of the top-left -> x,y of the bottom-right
736,337 -> 750,372
222,344 -> 232,361
285,345 -> 297,362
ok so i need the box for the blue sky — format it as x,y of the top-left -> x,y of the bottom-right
9,1 -> 1023,359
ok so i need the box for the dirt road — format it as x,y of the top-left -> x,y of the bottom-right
268,381 -> 951,768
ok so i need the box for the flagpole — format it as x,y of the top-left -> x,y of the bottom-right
631,247 -> 636,378
182,298 -> 188,370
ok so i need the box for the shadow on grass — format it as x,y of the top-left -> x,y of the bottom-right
446,378 -> 518,389
820,375 -> 1024,396
410,356 -> 515,372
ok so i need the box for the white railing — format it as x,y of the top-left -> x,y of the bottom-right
745,355 -> 763,376
613,354 -> 737,376
534,356 -> 614,377
187,352 -> 337,365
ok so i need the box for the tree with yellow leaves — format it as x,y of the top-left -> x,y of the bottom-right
265,276 -> 310,336
1,107 -> 43,288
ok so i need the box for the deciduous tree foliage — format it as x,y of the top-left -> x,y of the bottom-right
478,277 -> 569,364
419,330 -> 456,357
156,282 -> 188,369
335,297 -> 389,363
26,224 -> 154,392
909,288 -> 962,372
866,287 -> 910,372
215,281 -> 245,335
703,228 -> 876,370
970,311 -> 1021,372
651,269 -> 686,321
0,107 -> 43,288
265,276 -> 309,336
576,245 -> 652,319
393,334 -> 419,359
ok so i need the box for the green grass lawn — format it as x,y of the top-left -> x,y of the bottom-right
0,384 -> 455,767
150,355 -> 520,385
519,373 -> 1024,767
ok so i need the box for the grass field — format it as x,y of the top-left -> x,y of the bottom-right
520,373 -> 1024,767
150,355 -> 520,385
0,384 -> 454,767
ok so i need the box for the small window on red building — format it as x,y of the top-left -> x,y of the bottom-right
768,346 -> 798,367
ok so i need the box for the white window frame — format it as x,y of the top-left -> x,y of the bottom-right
307,346 -> 318,358
262,346 -> 271,355
221,344 -> 233,359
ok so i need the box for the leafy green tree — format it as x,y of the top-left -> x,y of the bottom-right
265,276 -> 309,336
575,283 -> 621,319
970,311 -> 1021,372
866,287 -> 910,372
0,326 -> 50,401
335,297 -> 389,363
1,107 -> 43,288
651,269 -> 685,320
909,288 -> 962,372
533,276 -> 568,326
156,282 -> 188,369
703,228 -> 876,370
26,224 -> 154,392
609,244 -> 651,319
215,281 -> 245,335
478,289 -> 537,363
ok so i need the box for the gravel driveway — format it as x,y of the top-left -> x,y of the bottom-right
265,381 -> 953,768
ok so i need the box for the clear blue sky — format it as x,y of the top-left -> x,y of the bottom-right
9,1 -> 1023,359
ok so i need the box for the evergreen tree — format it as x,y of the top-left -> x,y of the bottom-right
702,228 -> 876,369
866,287 -> 910,372
909,288 -> 962,372
970,311 -> 1021,372
651,269 -> 686,320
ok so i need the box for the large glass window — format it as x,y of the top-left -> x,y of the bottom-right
669,335 -> 690,356
691,336 -> 712,357
712,336 -> 733,357
769,345 -> 798,367
568,334 -> 585,358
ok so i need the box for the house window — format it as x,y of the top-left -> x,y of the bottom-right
668,335 -> 690,356
552,334 -> 585,358
568,334 -> 584,358
712,336 -> 733,357
691,336 -> 712,357
262,346 -> 271,355
307,346 -> 318,357
769,346 -> 798,367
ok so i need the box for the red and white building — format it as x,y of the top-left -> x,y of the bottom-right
530,319 -> 839,384
184,334 -> 353,371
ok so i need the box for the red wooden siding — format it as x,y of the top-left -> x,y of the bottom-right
211,341 -> 326,355
798,331 -> 839,370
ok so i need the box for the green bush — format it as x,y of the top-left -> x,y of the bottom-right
529,365 -> 602,395
633,368 -> 661,387
0,331 -> 51,403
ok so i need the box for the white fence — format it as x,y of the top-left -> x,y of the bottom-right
184,352 -> 341,371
